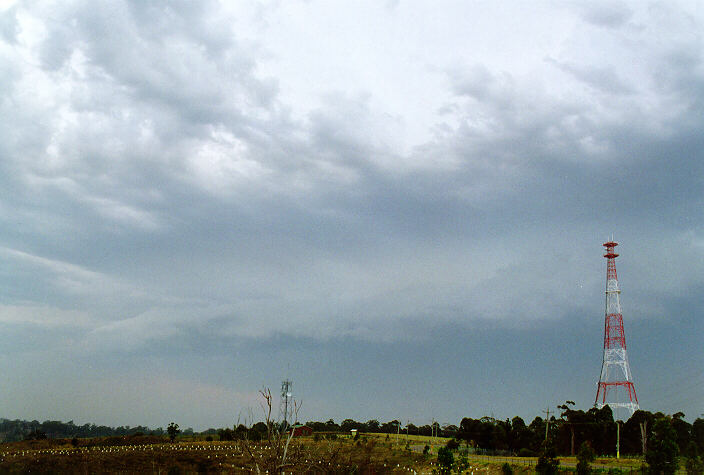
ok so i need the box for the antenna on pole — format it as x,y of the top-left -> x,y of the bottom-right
280,379 -> 293,429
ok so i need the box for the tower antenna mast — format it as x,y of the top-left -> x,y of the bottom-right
280,379 -> 293,428
595,240 -> 639,420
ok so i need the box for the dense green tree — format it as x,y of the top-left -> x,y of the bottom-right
251,421 -> 268,435
536,442 -> 559,475
672,412 -> 693,453
365,419 -> 380,432
646,417 -> 679,474
457,416 -> 512,451
218,428 -> 234,441
24,429 -> 47,440
684,441 -> 703,475
380,420 -> 400,434
529,417 -> 547,452
589,406 -> 615,455
458,417 -> 482,446
692,418 -> 704,454
340,418 -> 361,432
233,424 -> 249,439
576,441 -> 595,475
622,410 -> 655,455
442,424 -> 458,438
508,416 -> 526,452
558,400 -> 578,455
167,422 -> 180,442
324,419 -> 340,432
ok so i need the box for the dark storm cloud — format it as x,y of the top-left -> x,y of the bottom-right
0,3 -> 18,43
577,1 -> 634,28
546,59 -> 634,95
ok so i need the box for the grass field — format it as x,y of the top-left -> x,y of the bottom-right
366,432 -> 452,445
0,434 -> 659,473
0,435 -> 437,473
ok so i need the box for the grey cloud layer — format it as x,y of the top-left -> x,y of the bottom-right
1,0 -> 702,354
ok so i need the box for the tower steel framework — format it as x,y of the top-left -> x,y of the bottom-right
595,241 -> 639,420
280,379 -> 293,428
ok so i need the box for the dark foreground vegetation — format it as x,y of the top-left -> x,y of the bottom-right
456,406 -> 703,458
0,433 -> 445,474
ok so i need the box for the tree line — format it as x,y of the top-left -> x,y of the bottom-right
456,406 -> 703,459
3,406 -> 703,459
0,419 -> 174,442
303,419 -> 457,438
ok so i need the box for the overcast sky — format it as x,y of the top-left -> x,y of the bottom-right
1,0 -> 702,430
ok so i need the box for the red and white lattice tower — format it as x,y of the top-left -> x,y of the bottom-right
595,240 -> 639,420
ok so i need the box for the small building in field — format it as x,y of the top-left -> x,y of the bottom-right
289,424 -> 313,437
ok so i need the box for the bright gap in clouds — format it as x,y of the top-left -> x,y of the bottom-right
242,1 -> 589,157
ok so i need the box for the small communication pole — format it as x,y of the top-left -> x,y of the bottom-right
543,408 -> 552,441
640,420 -> 647,455
280,379 -> 293,428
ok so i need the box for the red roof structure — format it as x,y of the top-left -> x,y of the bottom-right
289,425 -> 313,437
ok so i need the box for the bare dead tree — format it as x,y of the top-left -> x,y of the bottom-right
237,387 -> 307,473
259,387 -> 274,442
279,399 -> 302,470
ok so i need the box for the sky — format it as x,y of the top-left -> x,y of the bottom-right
0,0 -> 702,431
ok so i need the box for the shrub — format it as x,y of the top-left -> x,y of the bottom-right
217,428 -> 234,441
518,447 -> 535,457
437,446 -> 454,474
686,456 -> 704,475
576,441 -> 595,475
536,443 -> 559,475
502,462 -> 514,475
445,438 -> 460,450
456,451 -> 469,472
